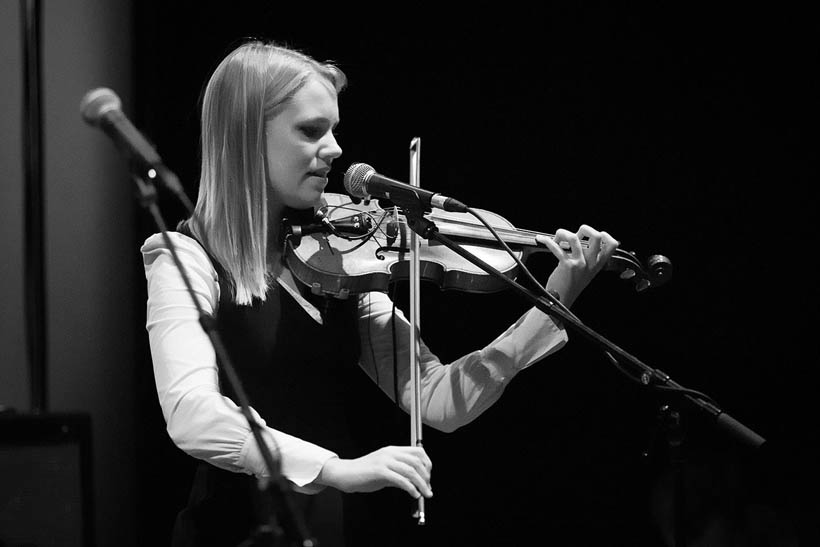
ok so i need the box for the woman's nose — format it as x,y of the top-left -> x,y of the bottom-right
321,133 -> 342,161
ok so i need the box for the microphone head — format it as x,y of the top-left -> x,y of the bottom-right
80,87 -> 121,126
343,163 -> 375,198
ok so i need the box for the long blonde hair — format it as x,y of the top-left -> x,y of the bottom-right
183,41 -> 346,305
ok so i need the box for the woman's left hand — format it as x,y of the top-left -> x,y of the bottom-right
536,224 -> 619,308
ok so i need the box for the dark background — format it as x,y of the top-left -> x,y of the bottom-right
130,3 -> 816,546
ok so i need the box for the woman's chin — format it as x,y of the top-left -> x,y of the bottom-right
288,192 -> 324,211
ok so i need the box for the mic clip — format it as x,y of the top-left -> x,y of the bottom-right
283,209 -> 374,248
282,219 -> 330,249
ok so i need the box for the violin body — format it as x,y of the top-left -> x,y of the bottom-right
284,193 -> 671,298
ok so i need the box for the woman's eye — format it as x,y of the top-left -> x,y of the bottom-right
300,126 -> 323,139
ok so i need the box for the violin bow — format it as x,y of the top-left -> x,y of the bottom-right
408,137 -> 426,525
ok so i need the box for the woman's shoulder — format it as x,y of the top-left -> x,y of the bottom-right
141,231 -> 222,310
140,231 -> 214,273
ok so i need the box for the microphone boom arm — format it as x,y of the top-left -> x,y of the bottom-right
400,210 -> 765,450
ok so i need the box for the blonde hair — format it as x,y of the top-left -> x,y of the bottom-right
183,41 -> 346,305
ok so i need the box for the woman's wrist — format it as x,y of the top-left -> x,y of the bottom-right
316,455 -> 342,487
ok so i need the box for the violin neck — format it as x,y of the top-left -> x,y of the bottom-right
429,214 -> 550,253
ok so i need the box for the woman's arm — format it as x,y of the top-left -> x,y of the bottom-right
356,224 -> 619,432
357,290 -> 568,432
142,232 -> 337,490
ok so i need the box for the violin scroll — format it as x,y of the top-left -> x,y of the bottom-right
647,254 -> 673,289
610,251 -> 673,292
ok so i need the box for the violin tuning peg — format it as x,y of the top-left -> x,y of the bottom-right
620,268 -> 636,280
635,279 -> 651,292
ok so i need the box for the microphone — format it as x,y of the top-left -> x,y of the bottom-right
80,87 -> 186,199
343,163 -> 468,213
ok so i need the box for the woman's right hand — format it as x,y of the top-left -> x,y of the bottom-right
316,446 -> 433,499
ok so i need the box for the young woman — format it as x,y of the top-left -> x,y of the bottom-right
142,40 -> 619,546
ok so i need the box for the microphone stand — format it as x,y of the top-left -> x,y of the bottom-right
395,201 -> 764,544
131,173 -> 316,547
397,207 -> 764,448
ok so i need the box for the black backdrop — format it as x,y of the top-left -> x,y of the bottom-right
131,4 -> 817,546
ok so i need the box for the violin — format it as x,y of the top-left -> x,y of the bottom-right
283,193 -> 672,299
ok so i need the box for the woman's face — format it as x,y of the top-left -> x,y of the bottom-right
265,76 -> 342,210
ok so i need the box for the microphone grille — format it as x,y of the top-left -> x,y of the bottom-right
80,87 -> 121,125
343,163 -> 375,198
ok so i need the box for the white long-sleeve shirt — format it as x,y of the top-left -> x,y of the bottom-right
142,232 -> 568,491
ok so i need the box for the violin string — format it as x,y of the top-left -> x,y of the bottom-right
332,201 -> 626,290
429,214 -> 635,263
428,213 -> 619,252
332,206 -> 630,267
342,206 -> 543,247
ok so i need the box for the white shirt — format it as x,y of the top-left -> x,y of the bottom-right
141,232 -> 568,492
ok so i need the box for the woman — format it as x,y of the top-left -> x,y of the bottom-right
141,40 -> 619,546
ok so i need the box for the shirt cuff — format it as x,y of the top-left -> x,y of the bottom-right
481,307 -> 569,379
238,428 -> 339,493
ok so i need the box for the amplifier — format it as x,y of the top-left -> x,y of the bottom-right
0,412 -> 94,547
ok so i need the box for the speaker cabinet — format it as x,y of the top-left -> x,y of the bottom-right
0,412 -> 94,547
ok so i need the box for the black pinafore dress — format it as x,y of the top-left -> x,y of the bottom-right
172,215 -> 417,547
171,217 -> 364,547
